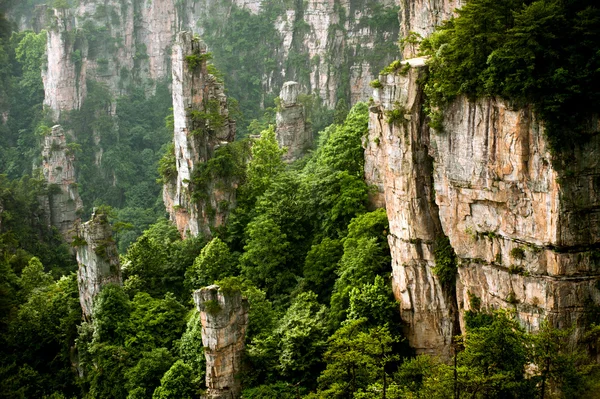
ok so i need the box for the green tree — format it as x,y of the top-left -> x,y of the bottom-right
276,291 -> 328,387
240,215 -> 293,298
93,284 -> 132,345
128,292 -> 187,352
347,275 -> 399,330
301,237 -> 343,303
313,318 -> 398,399
184,237 -> 236,291
177,310 -> 205,387
125,347 -> 174,398
152,360 -> 196,399
245,126 -> 286,202
19,256 -> 53,297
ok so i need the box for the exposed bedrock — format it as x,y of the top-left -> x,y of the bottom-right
194,285 -> 249,399
41,125 -> 83,242
163,32 -> 237,238
365,63 -> 600,356
75,209 -> 121,320
276,81 -> 311,162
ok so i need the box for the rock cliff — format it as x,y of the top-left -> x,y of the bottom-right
365,62 -> 600,356
193,285 -> 249,399
163,32 -> 236,238
276,81 -> 311,162
42,7 -> 87,120
397,0 -> 464,58
41,125 -> 83,241
74,209 -> 121,320
33,0 -> 401,119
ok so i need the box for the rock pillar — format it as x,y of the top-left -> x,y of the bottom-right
193,285 -> 249,399
41,125 -> 83,242
275,81 -> 311,162
163,31 -> 237,238
75,209 -> 121,320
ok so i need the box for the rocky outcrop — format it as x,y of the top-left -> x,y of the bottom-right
276,82 -> 311,162
397,0 -> 465,58
41,125 -> 83,241
365,63 -> 457,356
193,285 -> 249,399
43,7 -> 87,120
163,32 -> 236,238
75,209 -> 121,320
365,62 -> 600,356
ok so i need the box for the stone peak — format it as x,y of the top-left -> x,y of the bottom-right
280,81 -> 300,107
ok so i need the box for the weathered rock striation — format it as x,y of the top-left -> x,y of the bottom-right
276,81 -> 311,162
163,32 -> 236,238
75,209 -> 121,320
194,285 -> 249,399
41,125 -> 83,241
365,62 -> 600,357
43,7 -> 87,120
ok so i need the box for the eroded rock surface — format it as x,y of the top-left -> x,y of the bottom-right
163,32 -> 236,238
397,0 -> 465,58
365,66 -> 457,356
41,125 -> 83,241
194,285 -> 249,399
276,81 -> 311,162
75,209 -> 121,320
365,63 -> 600,356
42,7 -> 87,120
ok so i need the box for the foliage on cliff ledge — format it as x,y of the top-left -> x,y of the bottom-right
420,0 -> 600,150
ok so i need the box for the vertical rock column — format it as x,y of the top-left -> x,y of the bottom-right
194,285 -> 249,399
364,61 -> 458,357
275,81 -> 311,162
41,125 -> 83,242
164,31 -> 236,238
75,209 -> 121,320
42,7 -> 87,121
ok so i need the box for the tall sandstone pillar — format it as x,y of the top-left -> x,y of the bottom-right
163,31 -> 237,238
74,209 -> 121,320
41,125 -> 83,242
364,60 -> 600,357
275,81 -> 311,162
194,285 -> 249,399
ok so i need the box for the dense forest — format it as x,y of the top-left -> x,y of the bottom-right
0,0 -> 600,398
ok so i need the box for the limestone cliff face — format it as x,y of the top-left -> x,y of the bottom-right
163,32 -> 236,238
193,285 -> 249,399
276,81 -> 311,162
41,125 -> 83,241
365,64 -> 600,356
42,7 -> 87,120
75,210 -> 121,320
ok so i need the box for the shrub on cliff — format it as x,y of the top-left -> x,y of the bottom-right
421,0 -> 600,150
